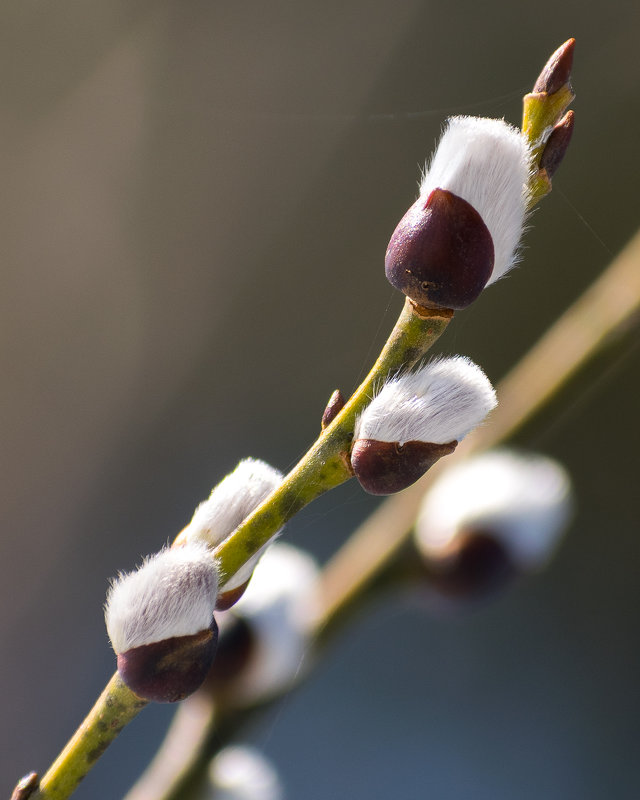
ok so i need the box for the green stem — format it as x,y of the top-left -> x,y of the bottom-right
32,674 -> 147,800
212,298 -> 452,584
24,297 -> 451,800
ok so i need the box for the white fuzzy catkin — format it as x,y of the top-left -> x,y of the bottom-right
184,458 -> 283,549
182,458 -> 283,591
105,544 -> 219,654
208,746 -> 284,800
416,449 -> 572,569
420,116 -> 531,284
220,542 -> 320,705
354,357 -> 497,446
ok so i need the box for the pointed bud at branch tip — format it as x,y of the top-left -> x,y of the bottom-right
533,38 -> 575,95
321,388 -> 346,428
539,110 -> 575,178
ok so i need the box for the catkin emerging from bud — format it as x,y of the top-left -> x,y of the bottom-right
386,116 -> 531,309
180,458 -> 284,605
351,357 -> 497,494
105,544 -> 220,702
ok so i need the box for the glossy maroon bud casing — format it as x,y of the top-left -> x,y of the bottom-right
117,620 -> 219,703
385,188 -> 494,310
351,438 -> 457,495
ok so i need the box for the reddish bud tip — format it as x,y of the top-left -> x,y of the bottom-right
385,188 -> 494,310
429,531 -> 517,599
216,580 -> 251,611
533,38 -> 575,95
117,622 -> 219,703
539,110 -> 575,178
321,389 -> 346,429
351,438 -> 457,495
11,773 -> 40,800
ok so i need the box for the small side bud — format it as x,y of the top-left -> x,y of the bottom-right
385,117 -> 531,309
539,110 -> 575,179
208,746 -> 284,800
415,449 -> 573,600
352,357 -> 497,494
321,388 -> 346,429
105,544 -> 219,702
533,38 -> 575,95
11,773 -> 40,800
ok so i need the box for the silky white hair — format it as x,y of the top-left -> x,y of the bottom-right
208,746 -> 284,800
183,459 -> 283,589
420,116 -> 531,284
416,449 -> 573,568
105,543 -> 219,653
354,357 -> 497,446
220,542 -> 320,706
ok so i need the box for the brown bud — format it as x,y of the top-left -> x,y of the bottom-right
539,110 -> 575,178
216,580 -> 251,611
321,389 -> 346,429
428,530 -> 517,599
385,188 -> 494,310
351,438 -> 457,495
208,615 -> 256,690
117,621 -> 219,703
533,38 -> 575,95
11,773 -> 39,800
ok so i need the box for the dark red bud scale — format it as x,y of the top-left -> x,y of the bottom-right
216,580 -> 251,611
351,438 -> 457,495
428,530 -> 517,599
208,615 -> 256,690
321,389 -> 346,429
385,188 -> 494,310
533,38 -> 575,95
539,110 -> 575,178
117,621 -> 219,703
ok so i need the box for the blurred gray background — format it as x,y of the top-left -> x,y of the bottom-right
1,2 -> 639,798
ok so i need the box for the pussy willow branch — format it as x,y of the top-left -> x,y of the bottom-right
318,227 -> 640,628
124,225 -> 640,800
19,40 -> 574,800
27,300 -> 451,800
208,301 -> 452,583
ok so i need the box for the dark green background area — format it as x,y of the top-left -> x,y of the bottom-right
1,2 -> 638,798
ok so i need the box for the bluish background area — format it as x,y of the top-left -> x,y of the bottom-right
1,2 -> 639,798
